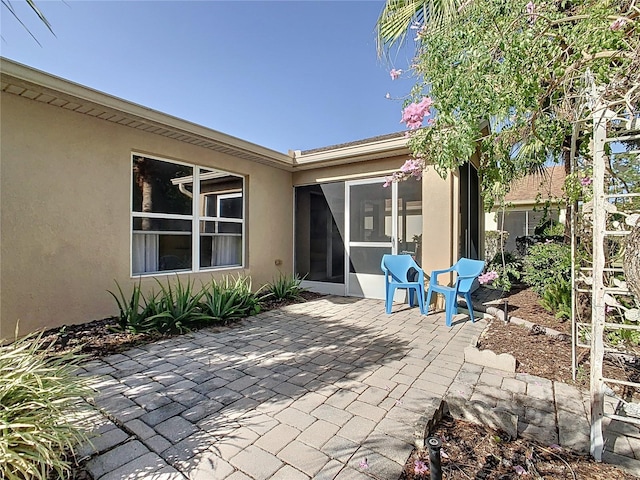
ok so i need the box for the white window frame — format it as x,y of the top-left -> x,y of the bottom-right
130,153 -> 245,277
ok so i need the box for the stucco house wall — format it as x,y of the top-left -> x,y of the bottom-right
1,64 -> 293,338
1,58 -> 485,337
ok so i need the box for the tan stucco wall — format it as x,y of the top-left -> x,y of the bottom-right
1,92 -> 293,337
422,168 -> 456,276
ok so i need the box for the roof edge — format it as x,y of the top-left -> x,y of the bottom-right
0,57 -> 293,169
292,135 -> 409,170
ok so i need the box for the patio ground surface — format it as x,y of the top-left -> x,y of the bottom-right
75,295 -> 640,479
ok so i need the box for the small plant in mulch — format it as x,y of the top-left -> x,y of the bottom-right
262,273 -> 308,303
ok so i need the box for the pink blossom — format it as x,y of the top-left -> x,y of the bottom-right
390,69 -> 402,80
526,1 -> 537,23
359,458 -> 369,469
411,22 -> 427,41
414,460 -> 429,475
611,18 -> 627,31
399,158 -> 425,179
401,97 -> 434,130
384,157 -> 426,187
581,176 -> 592,186
478,271 -> 499,285
514,464 -> 527,475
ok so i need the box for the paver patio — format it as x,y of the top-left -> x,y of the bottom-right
77,296 -> 485,479
76,295 -> 640,479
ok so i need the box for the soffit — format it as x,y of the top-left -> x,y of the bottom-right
0,58 -> 293,171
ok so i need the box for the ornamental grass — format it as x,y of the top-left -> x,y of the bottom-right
0,331 -> 94,480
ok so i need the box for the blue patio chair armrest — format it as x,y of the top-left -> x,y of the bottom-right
456,273 -> 480,280
429,266 -> 454,280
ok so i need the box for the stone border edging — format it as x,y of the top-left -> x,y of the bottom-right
459,298 -> 567,339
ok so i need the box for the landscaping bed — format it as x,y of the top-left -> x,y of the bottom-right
400,414 -> 637,479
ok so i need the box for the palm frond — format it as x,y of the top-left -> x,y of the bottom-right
375,0 -> 465,55
1,0 -> 54,47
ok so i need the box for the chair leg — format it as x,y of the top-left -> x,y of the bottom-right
465,293 -> 475,322
408,289 -> 415,308
386,286 -> 394,314
445,291 -> 456,327
416,286 -> 426,314
425,288 -> 433,315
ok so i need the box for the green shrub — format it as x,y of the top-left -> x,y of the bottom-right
147,276 -> 208,334
486,251 -> 522,292
264,273 -> 307,301
484,230 -> 509,261
540,277 -> 572,319
200,275 -> 261,322
109,277 -> 208,334
108,280 -> 154,332
0,332 -> 94,480
522,242 -> 572,296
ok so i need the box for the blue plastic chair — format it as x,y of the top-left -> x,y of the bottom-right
381,254 -> 426,314
425,258 -> 485,327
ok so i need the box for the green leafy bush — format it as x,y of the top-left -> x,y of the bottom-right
200,275 -> 261,322
484,230 -> 509,261
522,242 -> 572,296
522,242 -> 572,319
486,251 -> 522,292
264,273 -> 307,301
0,332 -> 94,480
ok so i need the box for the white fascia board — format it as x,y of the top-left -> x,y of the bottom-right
0,57 -> 293,169
293,136 -> 409,170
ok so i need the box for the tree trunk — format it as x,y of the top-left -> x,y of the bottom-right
141,177 -> 153,231
133,157 -> 154,231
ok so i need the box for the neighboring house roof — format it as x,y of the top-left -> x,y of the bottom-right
502,166 -> 566,206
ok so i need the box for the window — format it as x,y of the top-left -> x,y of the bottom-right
501,209 -> 560,252
131,155 -> 244,275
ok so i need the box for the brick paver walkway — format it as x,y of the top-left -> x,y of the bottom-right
78,296 -> 485,479
76,294 -> 640,479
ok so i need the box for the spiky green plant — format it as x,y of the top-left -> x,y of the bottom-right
0,332 -> 94,480
108,280 -> 154,332
147,276 -> 208,333
263,273 -> 307,302
200,275 -> 261,322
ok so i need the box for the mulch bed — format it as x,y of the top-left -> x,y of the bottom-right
478,285 -> 640,398
41,292 -> 325,358
400,414 -> 637,479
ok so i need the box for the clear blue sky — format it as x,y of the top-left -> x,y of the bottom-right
1,0 -> 416,153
